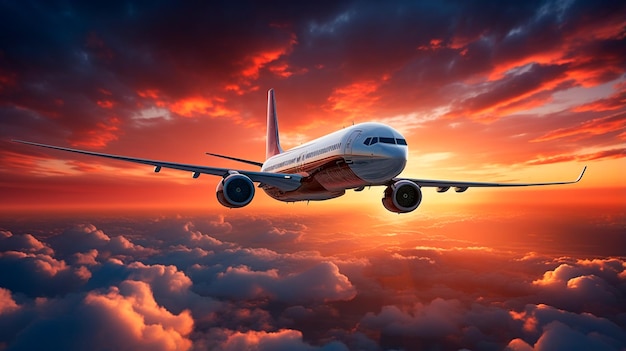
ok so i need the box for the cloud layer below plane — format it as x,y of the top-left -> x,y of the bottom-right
0,213 -> 624,351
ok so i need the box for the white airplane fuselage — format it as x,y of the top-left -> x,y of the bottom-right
261,122 -> 408,201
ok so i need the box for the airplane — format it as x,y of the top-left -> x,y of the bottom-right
13,89 -> 586,213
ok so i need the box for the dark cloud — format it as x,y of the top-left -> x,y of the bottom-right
0,250 -> 90,297
445,63 -> 570,120
195,261 -> 356,303
507,304 -> 626,351
2,0 -> 624,146
360,298 -> 464,338
0,0 -> 352,144
0,230 -> 52,255
46,223 -> 157,261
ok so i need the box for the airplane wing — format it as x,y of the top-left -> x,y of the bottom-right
12,140 -> 302,192
396,166 -> 586,192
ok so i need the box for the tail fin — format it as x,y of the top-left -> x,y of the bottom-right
266,89 -> 283,160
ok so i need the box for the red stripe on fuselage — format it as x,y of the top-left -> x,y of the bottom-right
262,155 -> 366,202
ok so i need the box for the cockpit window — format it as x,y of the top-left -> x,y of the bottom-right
363,136 -> 408,146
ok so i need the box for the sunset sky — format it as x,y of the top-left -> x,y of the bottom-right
0,1 -> 625,350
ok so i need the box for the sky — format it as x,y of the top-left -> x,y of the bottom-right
0,0 -> 625,350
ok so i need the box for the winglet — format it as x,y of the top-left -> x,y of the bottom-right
266,89 -> 283,160
574,166 -> 587,183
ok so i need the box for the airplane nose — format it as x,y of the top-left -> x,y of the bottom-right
381,145 -> 407,176
349,145 -> 407,183
384,143 -> 408,161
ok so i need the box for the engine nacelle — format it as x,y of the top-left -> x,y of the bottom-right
216,173 -> 255,208
382,180 -> 422,213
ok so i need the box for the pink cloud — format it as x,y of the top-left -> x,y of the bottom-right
0,231 -> 53,255
71,280 -> 195,351
129,262 -> 192,294
206,261 -> 356,303
0,288 -> 19,315
506,338 -> 534,351
1,251 -> 68,277
207,328 -> 347,351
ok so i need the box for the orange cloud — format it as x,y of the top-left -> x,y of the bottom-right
169,96 -> 236,118
509,310 -> 538,333
445,68 -> 571,121
479,88 -> 555,121
565,60 -> 624,88
226,32 -> 299,95
417,38 -> 445,51
564,13 -> 625,43
216,329 -> 319,350
0,151 -> 40,172
83,280 -> 193,351
239,33 -> 298,80
488,14 -> 623,91
488,52 -> 569,82
572,89 -> 626,112
532,113 -> 626,142
327,76 -> 389,119
241,49 -> 286,79
97,100 -> 114,109
224,84 -> 245,95
527,148 -> 625,165
70,116 -> 121,148
137,89 -> 161,99
136,89 -> 238,119
170,97 -> 214,117
267,61 -> 308,78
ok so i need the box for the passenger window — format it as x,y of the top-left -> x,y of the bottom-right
363,137 -> 371,145
396,138 -> 407,145
380,137 -> 395,144
370,137 -> 378,145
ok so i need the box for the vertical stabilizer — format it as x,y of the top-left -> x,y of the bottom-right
266,89 -> 283,160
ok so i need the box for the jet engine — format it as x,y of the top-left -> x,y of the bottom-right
216,173 -> 255,208
382,180 -> 422,213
